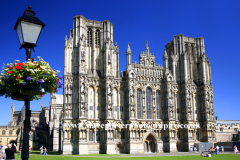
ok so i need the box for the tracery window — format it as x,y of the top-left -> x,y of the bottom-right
89,130 -> 93,141
87,28 -> 92,45
156,91 -> 161,119
95,29 -> 100,45
96,130 -> 100,141
146,88 -> 152,119
137,89 -> 142,119
121,129 -> 125,139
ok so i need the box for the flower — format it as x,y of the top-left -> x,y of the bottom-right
55,89 -> 58,93
38,79 -> 44,83
1,76 -> 4,80
44,73 -> 47,76
17,76 -> 21,80
15,66 -> 22,70
57,75 -> 62,79
6,65 -> 10,68
22,82 -> 26,86
7,71 -> 13,74
9,67 -> 13,70
26,76 -> 32,81
17,63 -> 24,67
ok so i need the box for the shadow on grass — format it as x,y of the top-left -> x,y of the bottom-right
29,150 -> 62,155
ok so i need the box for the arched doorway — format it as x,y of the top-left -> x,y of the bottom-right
144,134 -> 156,153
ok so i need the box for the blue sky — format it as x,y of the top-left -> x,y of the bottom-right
0,0 -> 239,125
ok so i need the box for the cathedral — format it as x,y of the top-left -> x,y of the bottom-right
61,15 -> 216,154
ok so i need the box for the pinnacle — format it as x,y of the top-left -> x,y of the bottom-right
126,43 -> 131,53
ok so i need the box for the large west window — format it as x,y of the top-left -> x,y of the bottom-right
137,89 -> 142,119
156,91 -> 161,119
146,88 -> 152,119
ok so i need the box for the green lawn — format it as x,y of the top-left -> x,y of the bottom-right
14,154 -> 240,160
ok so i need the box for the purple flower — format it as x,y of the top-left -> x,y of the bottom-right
6,65 -> 10,68
55,89 -> 58,93
26,76 -> 32,81
44,73 -> 47,76
0,84 -> 2,88
38,79 -> 44,84
53,69 -> 56,71
22,82 -> 26,86
57,75 -> 62,79
1,76 -> 5,80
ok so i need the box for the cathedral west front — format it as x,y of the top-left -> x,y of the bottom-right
62,15 -> 216,154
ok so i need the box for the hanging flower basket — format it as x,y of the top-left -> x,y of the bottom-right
0,57 -> 62,100
11,91 -> 33,101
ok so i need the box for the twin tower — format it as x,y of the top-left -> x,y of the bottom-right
62,15 -> 216,154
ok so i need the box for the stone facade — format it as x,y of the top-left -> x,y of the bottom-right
4,103 -> 50,150
215,120 -> 240,142
61,15 -> 216,154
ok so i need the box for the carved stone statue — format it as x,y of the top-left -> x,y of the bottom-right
108,95 -> 112,103
81,93 -> 84,102
131,95 -> 134,104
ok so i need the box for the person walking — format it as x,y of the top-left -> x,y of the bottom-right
215,147 -> 218,155
234,145 -> 238,154
216,145 -> 219,153
221,146 -> 224,153
40,145 -> 43,155
43,147 -> 47,155
5,143 -> 18,160
190,147 -> 193,153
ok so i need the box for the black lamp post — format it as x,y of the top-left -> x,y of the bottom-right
14,6 -> 45,160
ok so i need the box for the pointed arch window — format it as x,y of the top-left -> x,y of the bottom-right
156,90 -> 161,119
146,88 -> 152,119
87,28 -> 92,45
95,29 -> 100,46
137,89 -> 142,119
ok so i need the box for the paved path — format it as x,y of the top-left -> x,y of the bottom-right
25,151 -> 236,158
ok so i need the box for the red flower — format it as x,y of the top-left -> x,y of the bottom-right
17,76 -> 21,80
9,66 -> 13,70
15,66 -> 22,70
7,71 -> 13,74
57,79 -> 60,82
4,89 -> 6,91
39,95 -> 42,97
17,63 -> 24,67
18,84 -> 22,88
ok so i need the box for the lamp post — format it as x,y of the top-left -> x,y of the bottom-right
14,6 -> 45,160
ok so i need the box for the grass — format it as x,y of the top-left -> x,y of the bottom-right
14,154 -> 240,160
